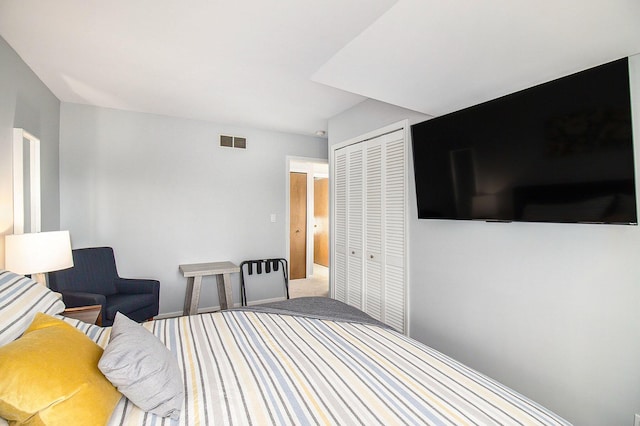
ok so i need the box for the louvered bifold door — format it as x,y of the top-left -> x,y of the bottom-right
331,124 -> 408,334
346,146 -> 364,309
333,149 -> 348,303
383,131 -> 407,333
364,139 -> 384,322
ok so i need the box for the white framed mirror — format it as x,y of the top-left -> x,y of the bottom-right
13,128 -> 41,234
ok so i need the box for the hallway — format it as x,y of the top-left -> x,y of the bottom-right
289,264 -> 329,298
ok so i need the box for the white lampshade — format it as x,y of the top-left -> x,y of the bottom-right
5,231 -> 73,285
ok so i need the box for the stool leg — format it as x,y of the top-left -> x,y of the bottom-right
217,273 -> 233,310
183,277 -> 194,315
183,276 -> 202,315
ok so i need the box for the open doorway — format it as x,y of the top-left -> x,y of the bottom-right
287,158 -> 329,298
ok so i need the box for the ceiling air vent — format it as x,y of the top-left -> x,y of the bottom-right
220,134 -> 247,149
233,137 -> 246,149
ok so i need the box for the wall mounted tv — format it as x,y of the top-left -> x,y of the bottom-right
411,57 -> 637,225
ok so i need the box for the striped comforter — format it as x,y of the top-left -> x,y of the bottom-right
86,310 -> 569,426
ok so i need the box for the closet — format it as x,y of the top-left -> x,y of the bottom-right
331,122 -> 408,334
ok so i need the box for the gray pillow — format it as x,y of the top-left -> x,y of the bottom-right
98,313 -> 183,419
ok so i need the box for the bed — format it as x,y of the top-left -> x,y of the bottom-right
0,270 -> 571,425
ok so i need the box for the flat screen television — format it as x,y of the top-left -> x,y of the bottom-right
411,57 -> 637,225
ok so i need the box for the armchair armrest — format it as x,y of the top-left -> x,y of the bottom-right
114,278 -> 160,295
60,291 -> 106,313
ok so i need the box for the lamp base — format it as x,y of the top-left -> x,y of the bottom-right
32,272 -> 47,286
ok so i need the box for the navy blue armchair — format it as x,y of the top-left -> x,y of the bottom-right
49,247 -> 160,326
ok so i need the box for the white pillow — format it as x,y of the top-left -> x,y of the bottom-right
0,270 -> 65,347
98,313 -> 184,419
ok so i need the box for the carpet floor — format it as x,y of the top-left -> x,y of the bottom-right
289,264 -> 329,298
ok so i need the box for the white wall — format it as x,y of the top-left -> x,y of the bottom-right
327,57 -> 640,426
0,36 -> 61,267
328,98 -> 430,143
59,103 -> 327,315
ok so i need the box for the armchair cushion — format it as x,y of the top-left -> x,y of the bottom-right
60,291 -> 106,309
105,294 -> 157,323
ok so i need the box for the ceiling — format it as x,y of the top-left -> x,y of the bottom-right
2,0 -> 640,138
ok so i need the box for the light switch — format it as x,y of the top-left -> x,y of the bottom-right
270,214 -> 276,223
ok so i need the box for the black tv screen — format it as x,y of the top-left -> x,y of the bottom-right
411,57 -> 637,224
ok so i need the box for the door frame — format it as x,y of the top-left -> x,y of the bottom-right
286,156 -> 329,279
313,176 -> 330,267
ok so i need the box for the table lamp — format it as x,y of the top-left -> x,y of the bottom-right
4,230 -> 73,286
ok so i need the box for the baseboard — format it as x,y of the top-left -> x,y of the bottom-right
155,296 -> 287,320
245,296 -> 286,306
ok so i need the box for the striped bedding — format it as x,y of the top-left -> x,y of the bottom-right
94,310 -> 570,426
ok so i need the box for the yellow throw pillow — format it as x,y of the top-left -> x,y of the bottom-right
0,313 -> 121,425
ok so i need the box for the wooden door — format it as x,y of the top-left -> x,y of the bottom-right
290,172 -> 307,279
313,177 -> 329,267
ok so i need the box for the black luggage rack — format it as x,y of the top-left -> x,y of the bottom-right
239,258 -> 289,306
